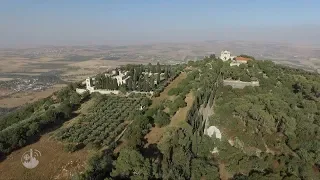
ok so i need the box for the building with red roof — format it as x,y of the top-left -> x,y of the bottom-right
230,56 -> 252,66
235,56 -> 252,63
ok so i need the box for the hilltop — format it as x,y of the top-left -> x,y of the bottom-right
0,55 -> 320,179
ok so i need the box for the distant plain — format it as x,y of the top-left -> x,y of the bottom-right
0,40 -> 319,109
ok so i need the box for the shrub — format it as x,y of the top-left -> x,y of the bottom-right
153,91 -> 160,97
154,110 -> 170,127
168,88 -> 180,96
175,96 -> 187,108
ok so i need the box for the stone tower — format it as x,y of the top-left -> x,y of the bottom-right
86,77 -> 94,92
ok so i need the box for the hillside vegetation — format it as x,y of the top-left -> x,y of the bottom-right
0,84 -> 88,155
0,56 -> 319,180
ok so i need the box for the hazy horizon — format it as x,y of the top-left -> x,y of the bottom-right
1,0 -> 320,48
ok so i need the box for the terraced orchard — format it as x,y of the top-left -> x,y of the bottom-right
55,95 -> 150,148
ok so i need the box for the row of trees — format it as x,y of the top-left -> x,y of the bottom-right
95,75 -> 119,90
55,95 -> 151,149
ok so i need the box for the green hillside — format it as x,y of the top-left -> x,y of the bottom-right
1,57 -> 319,179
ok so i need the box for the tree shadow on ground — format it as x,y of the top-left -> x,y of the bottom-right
141,143 -> 161,159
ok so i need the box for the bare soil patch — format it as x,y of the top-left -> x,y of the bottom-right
0,57 -> 30,72
0,78 -> 14,81
219,162 -> 232,180
0,88 -> 11,97
144,126 -> 165,146
0,134 -> 88,180
170,91 -> 194,127
0,97 -> 97,180
30,69 -> 53,73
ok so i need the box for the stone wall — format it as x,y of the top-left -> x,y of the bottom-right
128,91 -> 154,96
95,90 -> 120,95
223,80 -> 260,89
76,88 -> 153,96
76,88 -> 119,95
76,88 -> 87,94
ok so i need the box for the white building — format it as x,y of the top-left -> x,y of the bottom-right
106,70 -> 131,86
220,50 -> 235,61
112,71 -> 130,85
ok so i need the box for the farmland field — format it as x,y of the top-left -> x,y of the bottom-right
55,95 -> 151,148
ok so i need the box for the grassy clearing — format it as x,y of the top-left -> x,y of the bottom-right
170,91 -> 194,127
145,90 -> 194,147
151,72 -> 187,108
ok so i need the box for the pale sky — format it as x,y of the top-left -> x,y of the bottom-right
1,0 -> 320,47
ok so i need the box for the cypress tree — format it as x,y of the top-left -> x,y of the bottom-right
156,62 -> 161,74
157,73 -> 161,83
150,75 -> 155,90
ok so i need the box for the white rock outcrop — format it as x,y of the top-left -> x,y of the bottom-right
205,126 -> 222,140
211,147 -> 219,154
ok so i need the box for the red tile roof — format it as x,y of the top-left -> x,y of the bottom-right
235,56 -> 252,61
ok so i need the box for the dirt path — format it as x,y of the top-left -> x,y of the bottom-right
0,135 -> 88,180
170,92 -> 194,127
151,72 -> 187,108
219,163 -> 231,180
144,72 -> 189,146
145,91 -> 194,146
